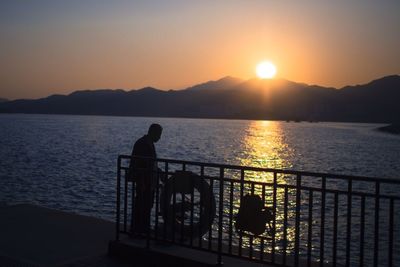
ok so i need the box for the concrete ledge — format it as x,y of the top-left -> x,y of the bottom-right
109,239 -> 218,267
109,235 -> 336,267
108,237 -> 279,267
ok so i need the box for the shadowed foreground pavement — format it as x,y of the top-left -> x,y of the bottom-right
0,203 -> 318,267
0,203 -> 133,267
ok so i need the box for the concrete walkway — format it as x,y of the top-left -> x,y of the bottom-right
0,204 -> 133,267
0,203 -> 330,267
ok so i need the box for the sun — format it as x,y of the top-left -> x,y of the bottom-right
256,61 -> 277,79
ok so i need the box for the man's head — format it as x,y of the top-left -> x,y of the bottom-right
148,123 -> 162,143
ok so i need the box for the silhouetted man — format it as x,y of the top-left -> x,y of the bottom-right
129,123 -> 162,235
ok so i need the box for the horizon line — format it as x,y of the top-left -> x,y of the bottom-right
2,73 -> 399,101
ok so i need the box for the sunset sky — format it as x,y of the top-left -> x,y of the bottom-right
1,1 -> 399,100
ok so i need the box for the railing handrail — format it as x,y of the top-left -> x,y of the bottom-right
118,154 -> 400,184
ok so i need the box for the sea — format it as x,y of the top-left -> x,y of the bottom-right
0,114 -> 399,266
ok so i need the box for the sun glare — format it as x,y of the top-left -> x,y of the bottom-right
256,61 -> 277,79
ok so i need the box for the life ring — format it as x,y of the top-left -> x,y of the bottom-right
160,170 -> 216,238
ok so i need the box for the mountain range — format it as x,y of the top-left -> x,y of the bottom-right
0,75 -> 399,122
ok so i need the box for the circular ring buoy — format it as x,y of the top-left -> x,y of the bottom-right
160,170 -> 216,238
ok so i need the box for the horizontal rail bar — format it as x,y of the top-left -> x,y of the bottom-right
118,155 -> 400,184
119,169 -> 400,200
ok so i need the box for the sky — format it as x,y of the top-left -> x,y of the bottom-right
0,0 -> 399,100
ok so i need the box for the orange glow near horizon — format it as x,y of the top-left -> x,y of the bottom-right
0,2 -> 399,100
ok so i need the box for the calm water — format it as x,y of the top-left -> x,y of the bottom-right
1,114 -> 399,265
0,114 -> 399,218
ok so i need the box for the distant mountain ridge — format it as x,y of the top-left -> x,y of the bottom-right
0,98 -> 8,103
185,76 -> 244,91
0,75 -> 399,123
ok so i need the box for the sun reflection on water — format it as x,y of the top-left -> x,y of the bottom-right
240,121 -> 293,170
226,121 -> 298,253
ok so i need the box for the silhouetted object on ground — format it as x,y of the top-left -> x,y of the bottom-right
160,171 -> 216,238
377,123 -> 400,134
0,75 -> 399,122
128,124 -> 163,234
235,194 -> 274,236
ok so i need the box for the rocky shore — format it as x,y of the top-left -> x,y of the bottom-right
377,123 -> 400,134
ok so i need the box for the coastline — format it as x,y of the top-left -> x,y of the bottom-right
376,123 -> 400,135
0,112 -> 394,125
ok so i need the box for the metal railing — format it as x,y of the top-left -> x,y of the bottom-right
115,155 -> 400,267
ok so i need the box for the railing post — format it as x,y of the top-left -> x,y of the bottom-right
249,183 -> 255,259
359,195 -> 365,267
208,175 -> 214,250
163,162 -> 169,240
295,174 -> 301,267
389,198 -> 394,267
272,172 -> 277,263
320,176 -> 326,267
190,166 -> 195,247
346,179 -> 352,267
198,164 -> 204,248
283,186 -> 289,266
172,163 -> 177,243
124,169 -> 128,233
260,184 -> 266,261
307,189 -> 313,267
217,167 -> 224,265
116,156 -> 121,241
180,164 -> 186,243
228,180 -> 234,255
155,160 -> 160,241
238,169 -> 245,257
333,192 -> 338,267
374,182 -> 380,267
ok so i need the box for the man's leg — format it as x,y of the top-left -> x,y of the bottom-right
133,185 -> 145,234
142,189 -> 155,235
